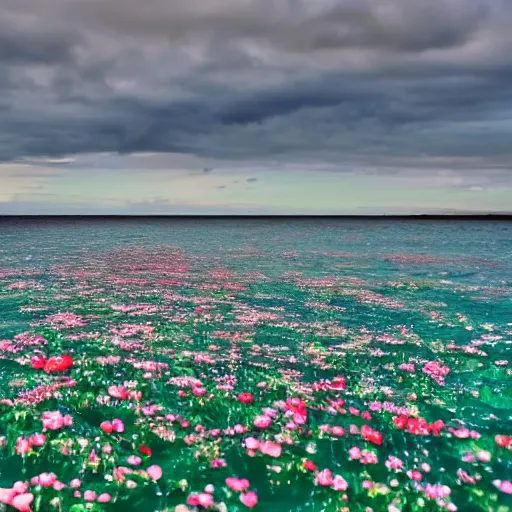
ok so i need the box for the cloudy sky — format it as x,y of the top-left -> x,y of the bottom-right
1,0 -> 512,214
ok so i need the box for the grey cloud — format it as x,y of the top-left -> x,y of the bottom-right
0,19 -> 81,65
1,0 -> 512,177
25,0 -> 489,53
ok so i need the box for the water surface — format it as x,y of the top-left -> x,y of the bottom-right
0,219 -> 511,512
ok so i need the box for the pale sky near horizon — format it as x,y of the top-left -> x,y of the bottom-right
1,0 -> 511,214
2,157 -> 510,214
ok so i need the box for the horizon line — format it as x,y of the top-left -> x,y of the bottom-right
1,214 -> 511,221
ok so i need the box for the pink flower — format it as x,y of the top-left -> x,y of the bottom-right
130,390 -> 143,401
108,386 -> 129,400
422,361 -> 450,385
100,421 -> 113,434
399,363 -> 415,372
332,475 -> 348,491
259,441 -> 282,458
450,427 -> 470,439
114,467 -> 132,483
262,407 -> 278,418
294,412 -> 307,425
11,493 -> 34,512
385,456 -> 404,471
28,434 -> 46,447
41,411 -> 65,431
127,455 -> 142,466
234,424 -> 246,434
316,469 -> 333,486
198,493 -> 214,508
69,479 -> 82,488
112,418 -> 125,433
193,387 -> 207,397
424,484 -> 451,499
147,465 -> 162,481
253,415 -> 272,429
53,481 -> 66,491
0,488 -> 17,505
88,449 -> 99,463
457,469 -> 476,485
304,460 -> 316,471
38,473 -> 56,487
329,376 -> 346,390
84,490 -> 97,502
16,438 -> 31,455
240,491 -> 258,508
408,470 -> 423,482
245,437 -> 260,450
349,424 -> 359,435
477,450 -> 491,463
187,494 -> 200,506
97,493 -> 112,503
462,451 -> 475,463
362,480 -> 374,489
12,482 -> 29,494
142,405 -> 160,416
493,480 -> 512,494
332,426 -> 345,437
348,446 -> 362,460
226,477 -> 250,491
238,392 -> 254,404
211,458 -> 227,468
361,450 -> 378,465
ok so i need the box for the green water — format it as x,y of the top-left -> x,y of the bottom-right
0,219 -> 511,512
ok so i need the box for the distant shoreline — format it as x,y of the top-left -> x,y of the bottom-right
1,214 -> 511,221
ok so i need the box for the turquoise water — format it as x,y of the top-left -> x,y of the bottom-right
1,218 -> 511,278
0,219 -> 511,512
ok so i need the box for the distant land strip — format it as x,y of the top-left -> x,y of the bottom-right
0,214 -> 511,221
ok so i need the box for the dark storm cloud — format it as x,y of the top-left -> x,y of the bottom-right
1,0 -> 512,173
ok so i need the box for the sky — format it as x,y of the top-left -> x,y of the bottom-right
1,0 -> 512,214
